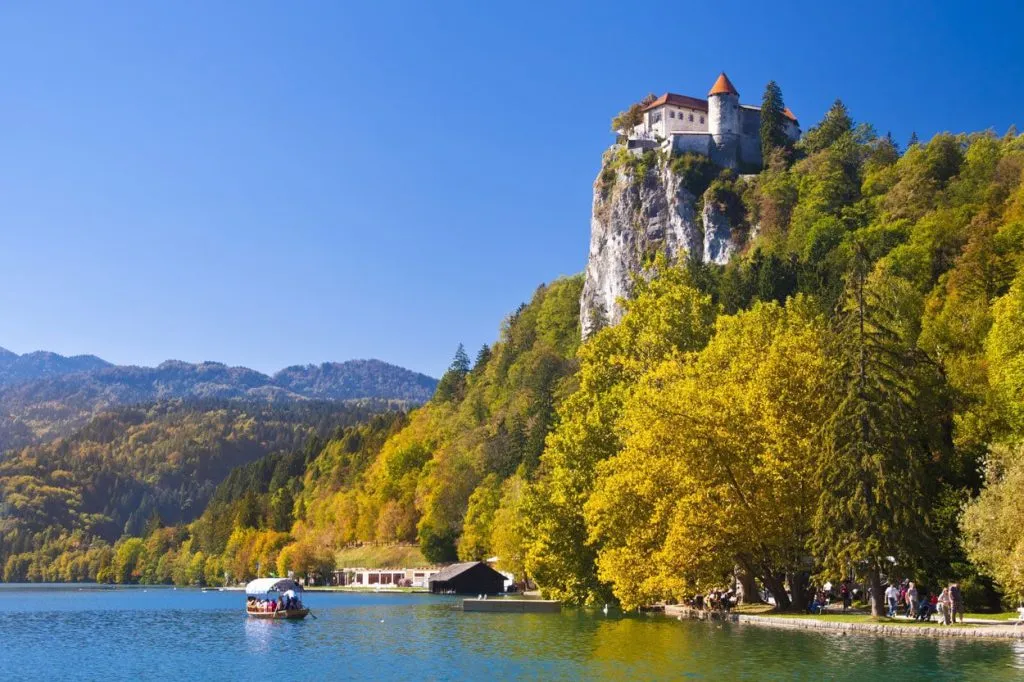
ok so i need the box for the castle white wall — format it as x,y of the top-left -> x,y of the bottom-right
625,81 -> 801,171
644,105 -> 708,139
708,93 -> 740,137
671,132 -> 712,156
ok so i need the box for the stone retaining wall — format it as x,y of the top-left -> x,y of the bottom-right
663,605 -> 1024,640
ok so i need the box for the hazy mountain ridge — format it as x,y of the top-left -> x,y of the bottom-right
0,349 -> 437,451
0,347 -> 112,387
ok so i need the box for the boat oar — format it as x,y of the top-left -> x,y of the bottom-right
307,609 -> 318,620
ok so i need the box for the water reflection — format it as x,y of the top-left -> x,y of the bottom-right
0,588 -> 1021,681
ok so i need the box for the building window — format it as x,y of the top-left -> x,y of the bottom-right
689,113 -> 694,122
669,111 -> 675,119
700,116 -> 704,124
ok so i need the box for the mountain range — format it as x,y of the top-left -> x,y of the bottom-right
0,347 -> 437,451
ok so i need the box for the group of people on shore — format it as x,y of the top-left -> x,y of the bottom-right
808,581 -> 853,614
883,580 -> 963,624
687,590 -> 736,612
246,593 -> 302,613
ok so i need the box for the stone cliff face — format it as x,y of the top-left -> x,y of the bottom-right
580,152 -> 737,337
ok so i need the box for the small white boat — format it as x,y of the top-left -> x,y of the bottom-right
244,578 -> 310,620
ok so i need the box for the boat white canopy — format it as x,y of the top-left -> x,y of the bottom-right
245,578 -> 303,596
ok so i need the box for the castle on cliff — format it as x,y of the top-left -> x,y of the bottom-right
624,72 -> 800,170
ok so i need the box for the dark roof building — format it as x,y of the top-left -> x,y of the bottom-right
428,561 -> 506,595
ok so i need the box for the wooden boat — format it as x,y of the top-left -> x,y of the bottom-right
244,577 -> 310,621
246,606 -> 310,620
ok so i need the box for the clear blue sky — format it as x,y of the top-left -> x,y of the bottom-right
1,1 -> 1021,377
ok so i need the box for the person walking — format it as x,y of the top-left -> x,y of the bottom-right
938,587 -> 952,625
905,582 -> 918,619
949,582 -> 963,624
840,581 -> 852,612
885,582 -> 899,618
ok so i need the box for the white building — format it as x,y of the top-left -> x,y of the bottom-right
333,567 -> 442,588
627,72 -> 800,169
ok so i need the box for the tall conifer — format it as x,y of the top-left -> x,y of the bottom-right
760,81 -> 788,161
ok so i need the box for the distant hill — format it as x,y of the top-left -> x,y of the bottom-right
0,349 -> 437,451
0,399 -> 392,570
0,347 -> 112,386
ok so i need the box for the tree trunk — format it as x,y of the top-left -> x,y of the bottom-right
736,566 -> 761,604
788,571 -> 810,613
868,567 -> 884,618
762,573 -> 790,611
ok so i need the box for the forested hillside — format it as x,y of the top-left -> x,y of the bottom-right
0,356 -> 436,451
523,103 -> 1024,612
0,399 -> 392,582
55,276 -> 584,586
8,99 -> 1024,616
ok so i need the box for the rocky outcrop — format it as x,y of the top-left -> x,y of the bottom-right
580,150 -> 737,337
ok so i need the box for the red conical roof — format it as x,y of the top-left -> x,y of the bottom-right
708,72 -> 739,97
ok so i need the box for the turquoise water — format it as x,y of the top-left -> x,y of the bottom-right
1,585 -> 1021,681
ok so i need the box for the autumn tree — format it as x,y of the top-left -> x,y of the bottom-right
611,93 -> 657,136
525,263 -> 716,605
585,298 -> 832,609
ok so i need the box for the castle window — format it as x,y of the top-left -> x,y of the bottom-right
700,116 -> 704,124
669,111 -> 675,118
689,113 -> 694,122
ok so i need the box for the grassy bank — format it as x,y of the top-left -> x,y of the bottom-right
333,544 -> 428,568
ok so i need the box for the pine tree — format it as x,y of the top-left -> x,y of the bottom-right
801,99 -> 853,154
451,343 -> 471,374
884,131 -> 900,155
811,245 -> 947,616
759,81 -> 788,161
434,343 -> 472,402
472,345 -> 492,372
908,131 -> 920,148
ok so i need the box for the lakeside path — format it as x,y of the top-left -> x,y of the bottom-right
663,605 -> 1024,640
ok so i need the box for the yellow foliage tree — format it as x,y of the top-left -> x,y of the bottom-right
585,298 -> 832,609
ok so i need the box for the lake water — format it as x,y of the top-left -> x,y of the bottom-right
1,585 -> 1022,681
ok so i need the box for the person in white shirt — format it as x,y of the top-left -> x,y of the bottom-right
884,583 -> 899,617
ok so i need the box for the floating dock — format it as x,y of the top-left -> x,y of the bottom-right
462,598 -> 561,613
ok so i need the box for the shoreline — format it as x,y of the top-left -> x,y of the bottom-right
663,605 -> 1024,640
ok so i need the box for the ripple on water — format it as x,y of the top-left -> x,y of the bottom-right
0,588 -> 1021,681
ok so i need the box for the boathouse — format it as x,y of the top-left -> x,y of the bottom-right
428,562 -> 506,595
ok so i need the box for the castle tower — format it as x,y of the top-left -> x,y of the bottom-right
707,72 -> 740,168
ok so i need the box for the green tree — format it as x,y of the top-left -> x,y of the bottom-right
962,443 -> 1024,600
269,487 -> 295,532
759,80 -> 788,161
472,345 -> 492,372
434,343 -> 471,402
812,252 -> 949,616
611,93 -> 657,135
800,99 -> 853,154
457,475 -> 502,561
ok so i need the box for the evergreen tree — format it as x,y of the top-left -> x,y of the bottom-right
451,343 -> 471,374
908,131 -> 920,148
472,344 -> 492,372
269,487 -> 294,532
800,99 -> 854,154
882,131 -> 899,156
812,247 -> 948,616
434,343 -> 472,402
759,81 -> 788,161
